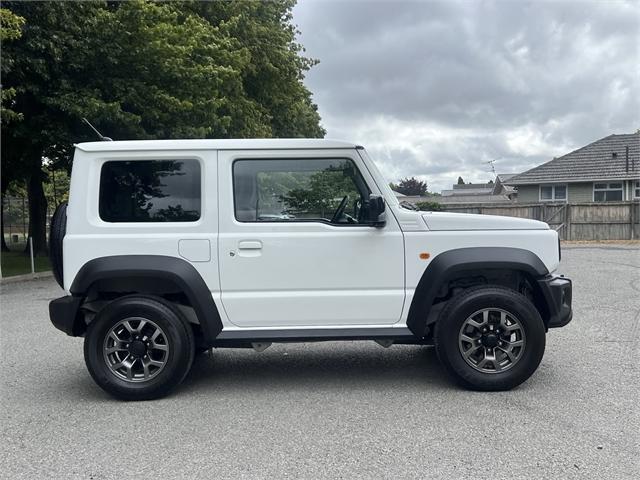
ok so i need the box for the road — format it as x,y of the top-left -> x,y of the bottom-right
1,244 -> 639,479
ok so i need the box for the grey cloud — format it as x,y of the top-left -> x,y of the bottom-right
294,0 -> 639,190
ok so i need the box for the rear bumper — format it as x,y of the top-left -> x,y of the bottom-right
49,295 -> 83,336
537,274 -> 573,328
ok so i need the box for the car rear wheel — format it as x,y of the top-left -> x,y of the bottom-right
434,285 -> 545,391
84,295 -> 195,400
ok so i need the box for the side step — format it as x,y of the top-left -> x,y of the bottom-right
210,327 -> 418,347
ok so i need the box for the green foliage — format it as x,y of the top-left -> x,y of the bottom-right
0,8 -> 25,124
394,177 -> 428,196
2,0 -> 324,166
281,166 -> 360,218
415,200 -> 443,211
457,176 -> 465,185
1,0 -> 325,250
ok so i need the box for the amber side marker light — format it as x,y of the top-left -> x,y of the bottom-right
419,253 -> 430,260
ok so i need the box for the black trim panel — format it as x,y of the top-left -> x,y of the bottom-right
537,275 -> 573,328
406,247 -> 549,337
215,327 -> 416,344
70,255 -> 223,343
49,295 -> 83,336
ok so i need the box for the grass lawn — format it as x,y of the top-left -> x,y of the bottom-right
1,249 -> 52,277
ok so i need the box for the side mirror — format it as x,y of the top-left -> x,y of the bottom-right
366,194 -> 386,227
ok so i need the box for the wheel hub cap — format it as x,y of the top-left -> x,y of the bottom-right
458,308 -> 526,374
128,340 -> 147,358
481,333 -> 499,348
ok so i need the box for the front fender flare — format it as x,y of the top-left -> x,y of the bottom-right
406,247 -> 549,337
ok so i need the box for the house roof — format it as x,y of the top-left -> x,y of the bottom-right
435,194 -> 513,204
506,132 -> 640,185
442,187 -> 493,196
496,173 -> 517,182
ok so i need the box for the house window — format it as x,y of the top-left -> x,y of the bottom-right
593,182 -> 623,202
539,184 -> 567,202
634,180 -> 640,199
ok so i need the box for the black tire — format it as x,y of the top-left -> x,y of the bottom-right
434,285 -> 545,391
84,295 -> 195,400
49,202 -> 67,288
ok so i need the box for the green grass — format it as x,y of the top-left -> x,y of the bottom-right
1,249 -> 52,277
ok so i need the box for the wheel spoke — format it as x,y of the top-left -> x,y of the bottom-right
462,343 -> 482,359
498,346 -> 516,362
151,342 -> 168,352
105,342 -> 128,355
148,358 -> 163,368
460,334 -> 476,344
142,358 -> 151,379
135,319 -> 147,333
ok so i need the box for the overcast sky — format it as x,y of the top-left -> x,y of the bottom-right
293,0 -> 640,192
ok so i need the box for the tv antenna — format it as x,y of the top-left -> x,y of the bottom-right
82,118 -> 113,141
484,158 -> 500,176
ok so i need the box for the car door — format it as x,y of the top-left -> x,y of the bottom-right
217,148 -> 405,328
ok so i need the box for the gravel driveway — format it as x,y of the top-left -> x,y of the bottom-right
1,244 -> 638,479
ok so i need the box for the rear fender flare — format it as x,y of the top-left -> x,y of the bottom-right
70,255 -> 222,344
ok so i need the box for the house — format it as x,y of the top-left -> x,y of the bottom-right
436,174 -> 517,204
506,131 -> 640,203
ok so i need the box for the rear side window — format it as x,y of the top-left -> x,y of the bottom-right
99,160 -> 201,222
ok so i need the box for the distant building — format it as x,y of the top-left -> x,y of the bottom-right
436,174 -> 517,204
506,131 -> 640,203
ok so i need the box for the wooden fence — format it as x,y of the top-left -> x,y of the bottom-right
438,201 -> 640,241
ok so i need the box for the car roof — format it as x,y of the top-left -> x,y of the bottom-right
75,138 -> 359,152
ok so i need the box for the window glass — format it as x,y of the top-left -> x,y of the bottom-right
607,189 -> 623,201
554,185 -> 567,199
593,182 -> 623,202
233,158 -> 371,224
540,186 -> 553,200
634,180 -> 640,199
99,160 -> 201,222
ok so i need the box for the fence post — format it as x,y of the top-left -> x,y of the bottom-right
631,201 -> 636,240
566,203 -> 571,241
29,237 -> 35,274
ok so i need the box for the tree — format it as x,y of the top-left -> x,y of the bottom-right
457,176 -> 465,185
394,177 -> 428,196
0,7 -> 25,251
1,1 -> 324,254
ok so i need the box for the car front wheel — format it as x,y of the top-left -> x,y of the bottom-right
434,286 -> 546,391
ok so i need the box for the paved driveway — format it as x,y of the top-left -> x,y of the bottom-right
1,244 -> 638,479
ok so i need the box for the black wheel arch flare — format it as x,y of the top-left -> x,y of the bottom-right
70,255 -> 223,345
406,247 -> 550,338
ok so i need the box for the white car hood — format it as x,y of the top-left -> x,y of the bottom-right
422,212 -> 549,231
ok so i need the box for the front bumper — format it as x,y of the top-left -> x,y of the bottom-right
49,295 -> 84,336
537,274 -> 573,328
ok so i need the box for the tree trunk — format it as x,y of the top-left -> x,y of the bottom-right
26,164 -> 48,256
1,193 -> 9,252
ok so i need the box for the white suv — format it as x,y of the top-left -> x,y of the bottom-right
49,139 -> 572,400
